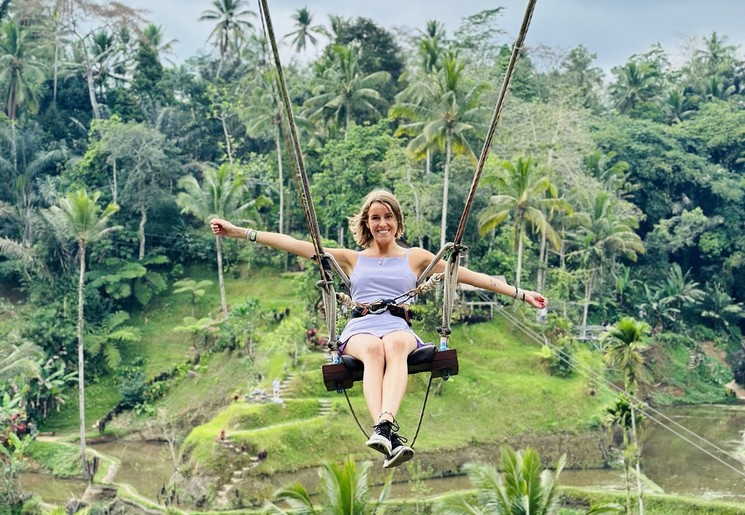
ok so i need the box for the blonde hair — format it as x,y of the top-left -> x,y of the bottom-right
349,190 -> 405,248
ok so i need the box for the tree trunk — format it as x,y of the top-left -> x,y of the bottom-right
111,159 -> 118,205
581,269 -> 596,340
215,235 -> 228,316
631,405 -> 645,514
138,205 -> 147,260
221,115 -> 233,164
83,60 -> 101,119
560,234 -> 568,318
515,220 -> 525,288
275,125 -> 284,235
76,242 -> 90,480
440,132 -> 452,251
7,78 -> 17,119
537,228 -> 547,291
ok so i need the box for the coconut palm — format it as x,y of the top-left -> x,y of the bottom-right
140,23 -> 177,63
392,50 -> 488,250
284,7 -> 324,53
416,20 -> 447,74
435,446 -> 565,515
264,455 -> 390,514
45,189 -> 120,480
199,0 -> 255,78
177,163 -> 256,317
0,123 -> 67,247
304,44 -> 391,134
0,19 -> 45,120
478,157 -> 569,288
602,316 -> 650,515
570,192 -> 644,339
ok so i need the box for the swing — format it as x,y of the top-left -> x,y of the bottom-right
322,345 -> 460,392
257,0 -> 537,446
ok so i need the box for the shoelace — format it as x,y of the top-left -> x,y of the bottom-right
373,418 -> 400,433
392,433 -> 408,445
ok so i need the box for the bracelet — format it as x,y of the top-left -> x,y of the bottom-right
512,286 -> 526,302
245,229 -> 258,242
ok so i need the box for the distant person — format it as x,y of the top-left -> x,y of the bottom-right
272,377 -> 281,399
210,190 -> 548,468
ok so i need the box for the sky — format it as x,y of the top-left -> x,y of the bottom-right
123,0 -> 745,75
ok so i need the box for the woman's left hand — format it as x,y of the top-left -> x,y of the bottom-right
523,290 -> 548,309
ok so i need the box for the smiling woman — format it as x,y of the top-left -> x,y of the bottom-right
209,189 -> 548,469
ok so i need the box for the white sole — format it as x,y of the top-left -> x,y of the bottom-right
383,446 -> 414,468
366,435 -> 392,457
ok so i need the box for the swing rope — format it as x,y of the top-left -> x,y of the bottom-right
257,0 -> 346,353
453,0 -> 538,246
257,0 -> 538,447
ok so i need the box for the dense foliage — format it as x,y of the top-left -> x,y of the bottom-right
1,0 -> 744,504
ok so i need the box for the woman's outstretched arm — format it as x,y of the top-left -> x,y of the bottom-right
209,218 -> 355,271
410,247 -> 548,309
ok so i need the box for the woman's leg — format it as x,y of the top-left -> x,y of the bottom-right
344,331 -> 416,458
343,333 -> 386,423
379,331 -> 418,421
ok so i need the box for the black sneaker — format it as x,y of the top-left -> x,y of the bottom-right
383,432 -> 414,468
366,419 -> 397,457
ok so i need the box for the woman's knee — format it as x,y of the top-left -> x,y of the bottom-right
347,335 -> 385,364
383,333 -> 416,358
366,340 -> 385,363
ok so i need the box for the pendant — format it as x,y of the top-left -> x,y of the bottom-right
378,258 -> 383,265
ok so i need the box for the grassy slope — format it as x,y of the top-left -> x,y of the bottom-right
40,266 -> 303,432
181,307 -> 614,478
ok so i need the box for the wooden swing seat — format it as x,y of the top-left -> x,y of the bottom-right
322,345 -> 459,392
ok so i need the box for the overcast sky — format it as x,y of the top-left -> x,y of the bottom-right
124,0 -> 745,75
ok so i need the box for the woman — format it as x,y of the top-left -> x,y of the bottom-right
210,190 -> 548,468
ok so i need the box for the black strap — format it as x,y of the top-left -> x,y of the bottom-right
349,303 -> 411,326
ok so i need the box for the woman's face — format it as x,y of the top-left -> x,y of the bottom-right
366,201 -> 398,245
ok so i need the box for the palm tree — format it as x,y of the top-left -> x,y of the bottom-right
657,264 -> 704,329
701,282 -> 745,342
478,157 -> 569,288
0,19 -> 45,120
609,60 -> 661,114
602,317 -> 650,515
264,455 -> 390,514
199,0 -> 255,78
177,163 -> 256,317
570,192 -> 644,338
435,446 -> 565,515
242,71 -> 288,237
560,45 -> 604,110
0,123 -> 67,247
392,51 -> 488,250
45,189 -> 120,480
284,7 -> 324,53
140,24 -> 177,63
303,44 -> 391,134
416,20 -> 447,73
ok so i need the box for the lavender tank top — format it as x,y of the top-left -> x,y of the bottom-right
338,251 -> 423,347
